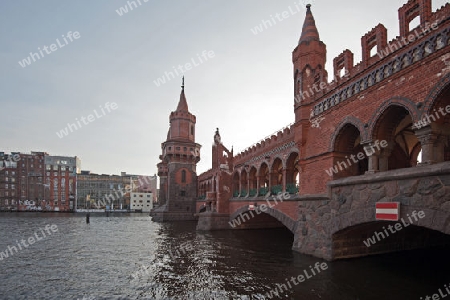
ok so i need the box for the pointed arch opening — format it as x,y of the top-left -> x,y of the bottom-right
270,158 -> 283,195
232,172 -> 239,198
372,105 -> 418,171
249,167 -> 258,197
331,124 -> 367,179
421,81 -> 450,163
286,152 -> 299,194
258,163 -> 269,196
240,170 -> 248,197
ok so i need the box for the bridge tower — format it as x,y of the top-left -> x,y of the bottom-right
151,78 -> 201,221
293,4 -> 329,159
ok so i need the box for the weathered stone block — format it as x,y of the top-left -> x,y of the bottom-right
398,179 -> 418,196
417,177 -> 442,195
432,211 -> 450,230
385,181 -> 399,197
392,195 -> 413,206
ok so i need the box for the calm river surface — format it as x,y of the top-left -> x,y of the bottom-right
0,213 -> 448,300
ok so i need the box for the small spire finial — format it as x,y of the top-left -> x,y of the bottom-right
306,4 -> 311,11
181,76 -> 185,90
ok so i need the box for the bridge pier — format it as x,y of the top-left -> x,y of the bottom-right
196,212 -> 231,231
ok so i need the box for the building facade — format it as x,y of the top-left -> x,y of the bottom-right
76,172 -> 157,210
76,171 -> 132,209
44,155 -> 80,211
0,151 -> 79,211
130,192 -> 153,212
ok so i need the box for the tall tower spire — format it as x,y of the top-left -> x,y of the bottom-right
176,77 -> 189,112
299,4 -> 320,44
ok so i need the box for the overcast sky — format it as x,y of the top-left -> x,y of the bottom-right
1,0 -> 448,176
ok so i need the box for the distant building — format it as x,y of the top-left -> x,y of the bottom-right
130,192 -> 153,212
76,171 -> 132,209
44,155 -> 80,211
0,151 -> 80,211
134,175 -> 158,200
76,172 -> 157,210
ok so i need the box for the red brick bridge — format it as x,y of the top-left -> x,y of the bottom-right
193,1 -> 450,260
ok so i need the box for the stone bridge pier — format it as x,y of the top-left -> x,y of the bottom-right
294,162 -> 450,260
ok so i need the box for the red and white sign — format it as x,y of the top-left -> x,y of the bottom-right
248,204 -> 255,211
376,202 -> 400,221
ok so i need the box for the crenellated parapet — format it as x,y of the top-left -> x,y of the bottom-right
233,124 -> 295,167
312,1 -> 450,117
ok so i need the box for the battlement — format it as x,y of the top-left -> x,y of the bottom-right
170,110 -> 196,123
312,1 -> 450,117
198,168 -> 214,181
233,123 -> 295,165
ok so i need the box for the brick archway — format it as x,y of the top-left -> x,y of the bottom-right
366,96 -> 419,142
230,205 -> 297,233
329,116 -> 366,152
422,72 -> 450,117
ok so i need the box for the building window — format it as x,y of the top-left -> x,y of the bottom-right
181,170 -> 186,183
191,125 -> 194,135
180,191 -> 186,197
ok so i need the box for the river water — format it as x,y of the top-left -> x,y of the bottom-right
0,213 -> 448,300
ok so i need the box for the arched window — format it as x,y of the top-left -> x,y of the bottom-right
181,170 -> 186,183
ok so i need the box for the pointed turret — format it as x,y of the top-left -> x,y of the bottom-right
176,77 -> 189,112
299,4 -> 320,44
293,4 -> 327,110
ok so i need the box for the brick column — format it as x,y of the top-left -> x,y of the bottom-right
434,135 -> 447,163
363,143 -> 379,174
379,144 -> 394,172
282,169 -> 287,193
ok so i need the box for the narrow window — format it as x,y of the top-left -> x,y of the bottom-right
181,170 -> 186,183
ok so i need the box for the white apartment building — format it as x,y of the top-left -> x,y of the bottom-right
130,192 -> 153,212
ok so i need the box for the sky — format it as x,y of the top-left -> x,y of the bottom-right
1,0 -> 448,176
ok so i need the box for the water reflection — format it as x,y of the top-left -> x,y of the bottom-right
0,213 -> 448,300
